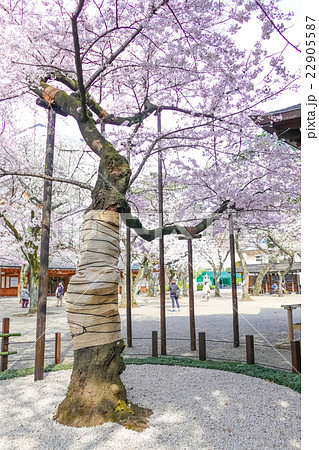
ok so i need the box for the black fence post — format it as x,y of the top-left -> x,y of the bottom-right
246,335 -> 255,365
291,340 -> 301,374
152,331 -> 158,358
198,332 -> 206,361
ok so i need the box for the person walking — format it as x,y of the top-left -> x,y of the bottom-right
169,279 -> 180,312
202,282 -> 211,302
21,285 -> 30,308
55,282 -> 64,307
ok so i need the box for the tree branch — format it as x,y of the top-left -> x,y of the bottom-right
84,0 -> 170,90
121,200 -> 230,241
0,213 -> 23,242
255,1 -> 301,53
0,170 -> 93,191
71,0 -> 88,121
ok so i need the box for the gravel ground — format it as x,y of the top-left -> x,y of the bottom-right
0,365 -> 300,450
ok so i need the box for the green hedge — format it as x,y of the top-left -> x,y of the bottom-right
0,357 -> 300,393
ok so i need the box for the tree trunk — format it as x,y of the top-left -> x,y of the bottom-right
146,266 -> 155,297
179,271 -> 188,296
235,234 -> 253,301
252,262 -> 272,296
54,211 -> 151,429
37,84 -> 152,429
214,274 -> 221,297
131,261 -> 146,305
267,234 -> 294,297
28,262 -> 39,313
277,258 -> 293,296
241,266 -> 252,300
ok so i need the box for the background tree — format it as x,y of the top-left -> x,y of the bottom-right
0,134 -> 92,311
199,232 -> 230,297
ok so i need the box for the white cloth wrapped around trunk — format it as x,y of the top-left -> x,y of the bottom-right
65,210 -> 121,350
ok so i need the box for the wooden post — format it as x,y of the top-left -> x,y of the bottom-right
291,340 -> 301,374
188,239 -> 196,351
229,214 -> 240,347
152,331 -> 158,358
246,335 -> 255,364
178,235 -> 201,351
55,332 -> 61,365
126,139 -> 132,348
157,110 -> 166,355
34,108 -> 56,381
1,318 -> 10,372
287,306 -> 294,343
126,227 -> 132,347
198,332 -> 206,361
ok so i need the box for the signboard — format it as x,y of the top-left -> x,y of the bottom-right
10,277 -> 19,287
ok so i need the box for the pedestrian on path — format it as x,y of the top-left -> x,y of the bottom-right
271,282 -> 278,294
169,279 -> 180,312
55,282 -> 64,307
202,282 -> 211,302
21,285 -> 30,308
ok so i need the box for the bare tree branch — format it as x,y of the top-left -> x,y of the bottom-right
0,170 -> 93,191
84,0 -> 170,90
71,0 -> 88,121
255,1 -> 301,53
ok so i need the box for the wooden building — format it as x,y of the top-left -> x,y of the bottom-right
236,262 -> 301,294
0,265 -> 21,297
0,262 -> 76,298
0,260 -> 148,297
250,104 -> 301,149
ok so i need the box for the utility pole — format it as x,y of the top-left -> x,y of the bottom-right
157,109 -> 166,355
229,213 -> 240,347
34,108 -> 56,380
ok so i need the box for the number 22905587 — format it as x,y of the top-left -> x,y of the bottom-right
306,16 -> 316,79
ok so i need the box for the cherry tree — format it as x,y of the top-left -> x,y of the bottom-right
253,218 -> 300,296
0,0 -> 300,428
197,231 -> 230,297
0,131 -> 93,310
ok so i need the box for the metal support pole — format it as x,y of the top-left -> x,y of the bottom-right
126,227 -> 132,347
188,239 -> 196,351
229,213 -> 240,347
198,332 -> 206,361
1,318 -> 10,372
157,110 -> 166,355
35,108 -> 56,381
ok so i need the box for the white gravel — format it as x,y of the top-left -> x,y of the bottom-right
0,365 -> 300,450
